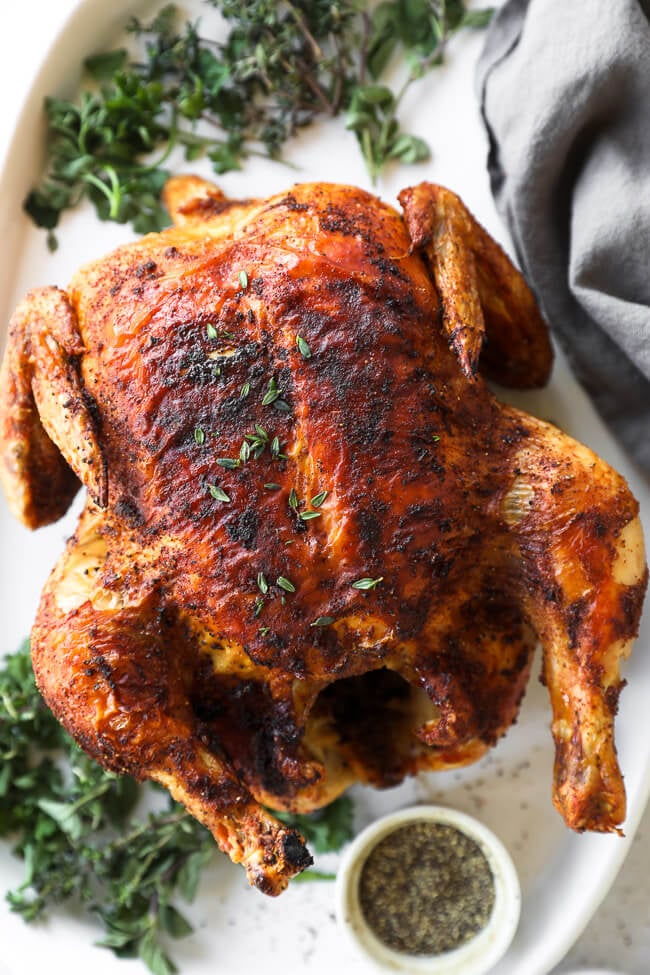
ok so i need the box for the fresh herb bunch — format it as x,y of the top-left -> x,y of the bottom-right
25,0 -> 492,247
0,641 -> 355,974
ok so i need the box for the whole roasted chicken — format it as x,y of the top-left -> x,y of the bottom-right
0,178 -> 646,894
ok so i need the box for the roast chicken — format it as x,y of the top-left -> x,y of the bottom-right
0,177 -> 646,895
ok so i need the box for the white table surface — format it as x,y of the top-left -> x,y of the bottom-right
0,3 -> 649,975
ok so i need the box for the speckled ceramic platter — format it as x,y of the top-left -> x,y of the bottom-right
0,2 -> 649,974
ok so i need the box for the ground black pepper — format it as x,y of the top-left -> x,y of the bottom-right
358,821 -> 496,955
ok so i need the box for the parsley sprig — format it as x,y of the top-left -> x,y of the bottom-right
25,0 -> 492,246
0,642 -> 355,974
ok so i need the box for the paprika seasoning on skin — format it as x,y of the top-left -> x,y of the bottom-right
358,821 -> 496,955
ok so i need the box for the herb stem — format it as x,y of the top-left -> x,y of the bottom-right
285,1 -> 325,62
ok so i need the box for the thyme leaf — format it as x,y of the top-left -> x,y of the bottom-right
261,377 -> 280,406
351,576 -> 384,590
296,335 -> 311,359
276,576 -> 296,593
208,483 -> 230,502
310,616 -> 335,627
273,795 -> 354,853
272,399 -> 291,414
299,510 -> 321,521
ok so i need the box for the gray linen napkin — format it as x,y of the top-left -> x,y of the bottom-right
476,0 -> 650,473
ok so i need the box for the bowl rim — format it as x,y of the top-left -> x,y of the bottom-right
335,803 -> 522,975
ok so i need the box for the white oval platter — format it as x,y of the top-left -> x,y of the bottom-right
0,3 -> 648,975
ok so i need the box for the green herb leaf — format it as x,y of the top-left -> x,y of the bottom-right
261,378 -> 280,406
310,491 -> 328,508
257,572 -> 269,595
296,335 -> 311,359
461,8 -> 495,29
310,616 -> 335,627
158,903 -> 194,940
291,869 -> 336,883
276,576 -> 296,593
216,458 -> 240,470
299,510 -> 321,521
272,399 -> 291,414
288,488 -> 299,511
176,846 -> 214,902
194,427 -> 205,446
264,482 -> 281,491
240,382 -> 251,399
208,484 -> 230,502
84,49 -> 129,80
238,270 -> 248,289
139,929 -> 178,975
351,576 -> 384,590
206,323 -> 219,340
274,795 -> 354,853
36,799 -> 84,843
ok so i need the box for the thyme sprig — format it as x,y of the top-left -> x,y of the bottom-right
25,0 -> 492,246
287,486 -> 328,522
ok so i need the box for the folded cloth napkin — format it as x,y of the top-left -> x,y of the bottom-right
477,0 -> 650,473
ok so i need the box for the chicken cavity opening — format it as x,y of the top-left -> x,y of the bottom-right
302,668 -> 439,789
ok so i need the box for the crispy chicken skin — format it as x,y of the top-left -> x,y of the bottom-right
0,178 -> 646,894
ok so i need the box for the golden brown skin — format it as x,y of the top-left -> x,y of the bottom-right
0,178 -> 646,893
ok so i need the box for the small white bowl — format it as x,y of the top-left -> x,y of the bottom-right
336,804 -> 521,975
